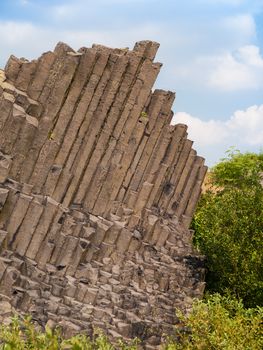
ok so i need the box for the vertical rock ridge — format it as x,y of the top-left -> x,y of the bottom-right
0,41 -> 207,348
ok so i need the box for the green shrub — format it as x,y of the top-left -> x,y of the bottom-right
192,150 -> 263,307
0,317 -> 139,350
165,294 -> 263,350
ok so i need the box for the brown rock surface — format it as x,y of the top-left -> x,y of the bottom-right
0,41 -> 207,347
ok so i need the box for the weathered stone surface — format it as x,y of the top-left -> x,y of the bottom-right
0,41 -> 207,348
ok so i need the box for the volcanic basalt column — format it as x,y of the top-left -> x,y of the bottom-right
0,41 -> 207,348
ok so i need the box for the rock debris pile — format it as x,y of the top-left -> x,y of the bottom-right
0,41 -> 207,348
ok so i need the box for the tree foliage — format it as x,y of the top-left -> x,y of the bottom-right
165,294 -> 263,350
192,149 -> 263,307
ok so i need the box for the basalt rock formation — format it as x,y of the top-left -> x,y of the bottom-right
0,41 -> 207,348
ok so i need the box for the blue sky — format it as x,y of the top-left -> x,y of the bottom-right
0,0 -> 263,166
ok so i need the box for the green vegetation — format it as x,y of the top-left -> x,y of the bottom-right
140,111 -> 148,118
192,149 -> 263,308
0,316 -> 139,350
167,149 -> 263,348
48,130 -> 55,140
165,294 -> 263,350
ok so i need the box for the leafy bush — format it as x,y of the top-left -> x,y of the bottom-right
192,150 -> 263,307
0,316 -> 139,350
165,294 -> 263,350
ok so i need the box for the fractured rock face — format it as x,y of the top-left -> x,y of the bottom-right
0,41 -> 207,347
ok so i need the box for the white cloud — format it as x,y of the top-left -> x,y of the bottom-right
0,21 -> 35,45
0,20 -> 162,68
174,105 -> 263,146
0,21 -> 56,67
174,112 -> 228,146
227,105 -> 263,145
171,13 -> 260,92
175,45 -> 263,92
173,105 -> 263,164
220,14 -> 256,40
208,53 -> 252,90
236,45 -> 263,67
207,45 -> 263,90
